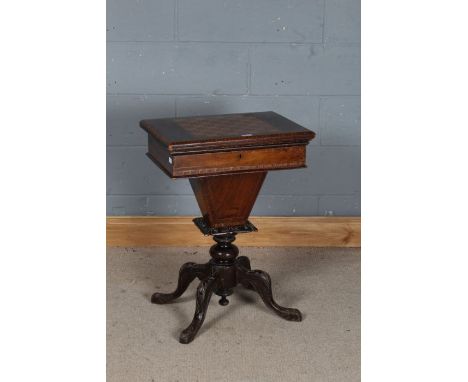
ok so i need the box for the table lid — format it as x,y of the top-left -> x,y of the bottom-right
140,111 -> 315,154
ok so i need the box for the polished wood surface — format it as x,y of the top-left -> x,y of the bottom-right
140,111 -> 315,154
141,111 -> 314,178
139,111 -> 317,343
151,233 -> 301,343
106,216 -> 361,247
189,172 -> 266,228
172,145 -> 305,177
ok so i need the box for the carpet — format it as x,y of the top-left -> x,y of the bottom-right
107,246 -> 360,382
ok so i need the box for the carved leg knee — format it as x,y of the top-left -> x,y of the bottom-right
237,256 -> 251,270
236,256 -> 255,290
151,262 -> 210,304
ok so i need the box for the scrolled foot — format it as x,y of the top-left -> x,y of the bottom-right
151,261 -> 210,304
151,292 -> 174,304
237,268 -> 302,322
280,307 -> 302,322
179,276 -> 217,344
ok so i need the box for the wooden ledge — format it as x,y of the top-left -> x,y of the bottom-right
106,216 -> 361,248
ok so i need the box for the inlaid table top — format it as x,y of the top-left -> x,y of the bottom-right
140,111 -> 315,178
140,111 -> 315,152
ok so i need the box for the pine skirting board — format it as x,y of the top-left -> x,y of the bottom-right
106,216 -> 361,247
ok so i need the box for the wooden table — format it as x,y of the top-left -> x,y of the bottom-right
140,111 -> 315,344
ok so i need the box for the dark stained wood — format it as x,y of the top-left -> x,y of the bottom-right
189,172 -> 266,228
151,233 -> 302,344
151,262 -> 211,304
140,111 -> 315,343
140,111 -> 315,154
147,135 -> 172,176
236,263 -> 302,321
179,276 -> 217,344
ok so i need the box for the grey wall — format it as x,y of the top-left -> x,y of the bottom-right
107,0 -> 360,216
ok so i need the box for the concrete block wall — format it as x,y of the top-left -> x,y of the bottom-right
107,0 -> 360,216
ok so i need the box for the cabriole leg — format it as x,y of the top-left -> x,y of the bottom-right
236,266 -> 302,322
151,262 -> 210,304
179,276 -> 218,344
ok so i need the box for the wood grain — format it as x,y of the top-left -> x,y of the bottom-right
189,172 -> 266,227
106,216 -> 361,247
173,145 -> 306,177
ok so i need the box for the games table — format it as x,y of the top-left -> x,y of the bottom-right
140,111 -> 315,344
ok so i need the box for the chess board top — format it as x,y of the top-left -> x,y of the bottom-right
140,111 -> 315,154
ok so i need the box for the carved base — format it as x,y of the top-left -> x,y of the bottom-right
193,217 -> 257,236
151,233 -> 302,344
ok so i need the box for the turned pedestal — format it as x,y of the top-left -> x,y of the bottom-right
140,111 -> 315,344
